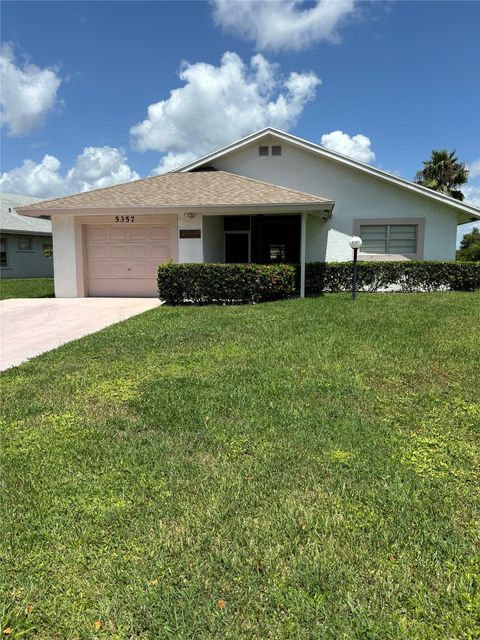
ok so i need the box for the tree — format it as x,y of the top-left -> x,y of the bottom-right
415,149 -> 469,201
457,226 -> 480,262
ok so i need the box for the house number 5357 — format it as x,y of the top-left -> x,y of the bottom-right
115,215 -> 135,223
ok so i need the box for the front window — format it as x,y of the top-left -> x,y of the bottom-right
0,235 -> 7,266
360,224 -> 418,255
17,237 -> 33,251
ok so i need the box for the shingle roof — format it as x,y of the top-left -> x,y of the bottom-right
17,170 -> 333,211
0,192 -> 52,234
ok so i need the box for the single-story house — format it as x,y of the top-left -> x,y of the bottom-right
18,128 -> 480,298
1,192 -> 53,279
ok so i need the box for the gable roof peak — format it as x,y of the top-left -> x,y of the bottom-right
176,128 -> 480,220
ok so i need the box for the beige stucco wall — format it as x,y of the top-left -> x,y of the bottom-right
210,136 -> 459,262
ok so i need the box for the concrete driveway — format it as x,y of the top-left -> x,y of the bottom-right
0,297 -> 161,371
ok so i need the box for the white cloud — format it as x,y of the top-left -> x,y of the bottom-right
0,146 -> 139,199
212,0 -> 356,52
467,159 -> 480,179
463,185 -> 480,208
0,42 -> 62,136
320,130 -> 375,163
130,51 -> 320,173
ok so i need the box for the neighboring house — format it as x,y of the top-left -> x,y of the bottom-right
18,128 -> 480,298
1,192 -> 53,279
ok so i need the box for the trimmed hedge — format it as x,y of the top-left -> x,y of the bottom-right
305,261 -> 480,294
158,263 -> 296,304
158,261 -> 479,304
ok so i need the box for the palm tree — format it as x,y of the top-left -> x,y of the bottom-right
415,150 -> 469,201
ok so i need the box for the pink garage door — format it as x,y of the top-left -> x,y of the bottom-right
86,225 -> 173,297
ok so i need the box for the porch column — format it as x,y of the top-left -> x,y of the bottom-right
300,211 -> 307,298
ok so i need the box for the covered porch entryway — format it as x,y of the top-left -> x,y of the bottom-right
223,214 -> 301,264
203,211 -> 321,297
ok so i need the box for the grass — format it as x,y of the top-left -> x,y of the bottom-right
0,278 -> 54,300
1,293 -> 479,639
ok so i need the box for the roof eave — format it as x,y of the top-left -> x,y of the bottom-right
0,228 -> 52,236
18,201 -> 335,217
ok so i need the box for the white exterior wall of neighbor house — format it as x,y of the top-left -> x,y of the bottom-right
209,137 -> 459,261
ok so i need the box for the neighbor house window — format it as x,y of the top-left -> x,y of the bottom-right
17,237 -> 33,251
271,145 -> 282,156
0,235 -> 7,267
360,224 -> 418,254
259,145 -> 269,156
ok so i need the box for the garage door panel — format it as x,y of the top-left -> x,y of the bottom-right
129,262 -> 153,277
130,244 -> 149,259
86,223 -> 174,297
89,244 -> 109,259
110,262 -> 131,278
88,279 -> 158,297
109,227 -> 129,241
88,260 -> 111,278
109,244 -> 130,259
130,227 -> 149,241
151,245 -> 169,260
87,227 -> 108,241
150,226 -> 169,240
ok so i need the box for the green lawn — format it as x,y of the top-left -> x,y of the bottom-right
0,278 -> 54,300
1,294 -> 479,639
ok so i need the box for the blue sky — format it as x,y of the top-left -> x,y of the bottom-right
1,1 -> 479,237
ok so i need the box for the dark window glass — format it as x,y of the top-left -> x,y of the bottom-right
259,146 -> 269,156
271,145 -> 282,156
224,216 -> 250,231
225,233 -> 249,263
0,235 -> 7,266
17,237 -> 33,251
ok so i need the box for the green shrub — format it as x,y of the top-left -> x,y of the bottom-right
305,261 -> 480,294
158,261 -> 479,304
158,263 -> 296,304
